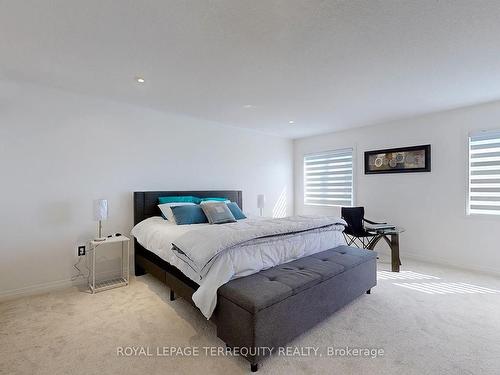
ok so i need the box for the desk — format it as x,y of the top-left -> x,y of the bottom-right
366,227 -> 404,272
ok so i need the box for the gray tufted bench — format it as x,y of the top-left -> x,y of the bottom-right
213,245 -> 377,372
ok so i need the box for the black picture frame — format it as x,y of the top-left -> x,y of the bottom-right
364,144 -> 431,174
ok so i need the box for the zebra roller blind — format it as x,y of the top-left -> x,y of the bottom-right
468,130 -> 500,215
304,148 -> 353,207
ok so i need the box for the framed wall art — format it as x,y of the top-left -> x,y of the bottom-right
364,144 -> 431,174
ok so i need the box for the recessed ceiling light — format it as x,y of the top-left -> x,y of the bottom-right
135,76 -> 145,83
289,120 -> 295,124
243,104 -> 256,109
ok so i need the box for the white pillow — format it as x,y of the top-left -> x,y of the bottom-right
200,200 -> 231,205
158,202 -> 196,223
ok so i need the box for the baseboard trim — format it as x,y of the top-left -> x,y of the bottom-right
0,269 -> 126,302
376,248 -> 500,277
0,278 -> 85,302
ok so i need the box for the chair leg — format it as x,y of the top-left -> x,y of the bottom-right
251,363 -> 259,372
345,234 -> 362,248
343,233 -> 352,245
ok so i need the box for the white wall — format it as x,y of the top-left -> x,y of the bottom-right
294,101 -> 500,275
0,80 -> 293,298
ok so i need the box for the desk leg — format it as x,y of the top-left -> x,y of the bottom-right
126,240 -> 130,285
391,233 -> 401,272
121,242 -> 124,281
366,235 -> 381,251
92,245 -> 96,293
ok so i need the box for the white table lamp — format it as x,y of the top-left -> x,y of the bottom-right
257,194 -> 265,217
93,199 -> 108,241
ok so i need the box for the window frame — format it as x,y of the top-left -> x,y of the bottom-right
303,147 -> 355,208
467,129 -> 500,217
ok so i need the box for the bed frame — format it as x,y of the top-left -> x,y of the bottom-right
133,190 -> 243,305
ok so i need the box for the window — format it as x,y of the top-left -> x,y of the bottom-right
468,130 -> 500,216
304,148 -> 354,207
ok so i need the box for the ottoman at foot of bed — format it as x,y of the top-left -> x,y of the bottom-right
215,245 -> 377,371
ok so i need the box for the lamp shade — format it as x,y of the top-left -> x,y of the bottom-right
257,194 -> 265,209
93,199 -> 108,221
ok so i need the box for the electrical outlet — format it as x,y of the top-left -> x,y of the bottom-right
78,246 -> 86,256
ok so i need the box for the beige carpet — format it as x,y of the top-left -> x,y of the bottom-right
1,256 -> 500,375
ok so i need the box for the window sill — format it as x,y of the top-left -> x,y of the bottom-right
465,213 -> 500,221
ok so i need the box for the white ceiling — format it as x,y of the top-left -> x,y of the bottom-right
1,1 -> 500,138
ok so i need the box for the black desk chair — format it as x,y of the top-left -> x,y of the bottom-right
341,207 -> 385,249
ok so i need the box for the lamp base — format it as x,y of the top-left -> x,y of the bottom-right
95,220 -> 106,242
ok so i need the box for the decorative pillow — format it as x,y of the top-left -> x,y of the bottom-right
158,196 -> 201,204
158,202 -> 196,222
226,202 -> 246,220
171,205 -> 208,225
201,202 -> 236,224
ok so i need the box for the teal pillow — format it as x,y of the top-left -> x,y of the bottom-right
171,205 -> 208,225
158,196 -> 201,204
227,202 -> 246,220
200,197 -> 229,202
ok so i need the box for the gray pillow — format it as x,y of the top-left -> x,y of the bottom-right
201,202 -> 236,224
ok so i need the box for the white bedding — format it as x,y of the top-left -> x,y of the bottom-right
131,216 -> 346,319
131,217 -> 206,283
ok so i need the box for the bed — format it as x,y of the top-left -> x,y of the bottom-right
133,190 -> 346,315
132,191 -> 377,371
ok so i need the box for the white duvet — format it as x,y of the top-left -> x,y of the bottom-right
132,216 -> 346,319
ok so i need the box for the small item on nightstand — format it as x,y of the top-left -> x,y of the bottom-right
257,194 -> 265,217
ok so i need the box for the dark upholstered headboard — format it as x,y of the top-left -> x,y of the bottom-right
134,190 -> 243,225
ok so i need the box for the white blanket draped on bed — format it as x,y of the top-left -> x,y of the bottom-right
172,215 -> 346,318
172,215 -> 345,275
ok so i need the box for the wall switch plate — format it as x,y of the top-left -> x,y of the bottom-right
78,246 -> 86,256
